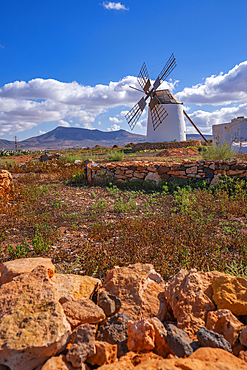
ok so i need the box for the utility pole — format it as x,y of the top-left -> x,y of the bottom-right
13,136 -> 18,151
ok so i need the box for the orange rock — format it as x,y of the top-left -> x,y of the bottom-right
164,269 -> 223,339
0,257 -> 55,284
148,317 -> 170,357
206,309 -> 244,346
51,273 -> 101,302
62,298 -> 105,328
212,274 -> 247,315
87,341 -> 117,366
97,347 -> 247,369
100,263 -> 167,321
41,354 -> 88,369
127,319 -> 155,352
0,266 -> 71,370
0,169 -> 12,199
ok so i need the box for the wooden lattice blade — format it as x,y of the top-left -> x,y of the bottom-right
125,97 -> 146,130
150,103 -> 168,130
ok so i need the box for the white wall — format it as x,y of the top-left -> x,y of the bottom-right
212,117 -> 247,145
146,103 -> 186,142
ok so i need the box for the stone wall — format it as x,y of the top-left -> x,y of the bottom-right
131,140 -> 202,151
87,158 -> 247,186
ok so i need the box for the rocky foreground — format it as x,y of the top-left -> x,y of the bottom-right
0,259 -> 247,369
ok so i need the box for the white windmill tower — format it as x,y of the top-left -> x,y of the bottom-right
125,54 -> 208,143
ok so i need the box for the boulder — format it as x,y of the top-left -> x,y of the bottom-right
62,298 -> 105,328
164,269 -> 223,338
206,309 -> 244,346
197,326 -> 232,352
41,354 -> 88,369
51,273 -> 101,302
240,326 -> 247,346
87,341 -> 117,366
97,290 -> 121,316
0,257 -> 55,285
0,266 -> 71,370
97,313 -> 133,357
0,169 -> 12,199
165,323 -> 196,358
100,263 -> 167,321
66,324 -> 96,367
148,318 -> 170,357
97,348 -> 247,370
212,274 -> 247,315
127,319 -> 155,352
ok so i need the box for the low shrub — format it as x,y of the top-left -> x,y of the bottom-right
201,143 -> 236,160
107,150 -> 124,161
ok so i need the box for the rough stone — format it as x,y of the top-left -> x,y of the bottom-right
87,341 -> 117,366
66,324 -> 96,367
144,172 -> 161,183
62,298 -> 105,328
0,170 -> 12,199
97,290 -> 121,317
127,319 -> 155,352
0,266 -> 71,370
197,326 -> 232,352
101,263 -> 167,321
97,348 -> 247,370
51,273 -> 101,303
212,274 -> 247,315
240,326 -> 247,346
97,313 -> 133,357
0,257 -> 55,285
164,269 -> 222,338
148,318 -> 170,357
41,354 -> 88,369
206,309 -> 244,346
165,323 -> 195,357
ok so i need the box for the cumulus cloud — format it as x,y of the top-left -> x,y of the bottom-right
98,121 -> 102,125
83,122 -> 95,130
57,120 -> 70,127
107,124 -> 120,131
176,61 -> 247,106
109,116 -> 123,124
102,2 -> 129,10
39,130 -> 46,135
185,103 -> 247,134
0,75 -> 176,136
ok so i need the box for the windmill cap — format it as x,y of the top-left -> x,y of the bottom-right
155,89 -> 182,104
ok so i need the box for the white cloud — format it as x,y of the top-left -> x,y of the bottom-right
0,73 -> 181,136
75,123 -> 80,127
107,124 -> 120,131
98,121 -> 102,125
109,116 -> 123,124
102,2 -> 129,10
57,120 -> 70,127
39,130 -> 46,135
176,61 -> 247,106
185,103 -> 247,134
83,122 -> 95,130
120,110 -> 128,116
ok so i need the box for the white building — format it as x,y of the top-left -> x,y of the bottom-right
146,90 -> 186,143
212,117 -> 247,153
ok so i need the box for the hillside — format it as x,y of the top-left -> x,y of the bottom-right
0,127 -> 146,150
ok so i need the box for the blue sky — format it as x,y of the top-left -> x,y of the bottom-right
1,0 -> 247,140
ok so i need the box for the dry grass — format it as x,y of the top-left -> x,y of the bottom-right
1,149 -> 247,278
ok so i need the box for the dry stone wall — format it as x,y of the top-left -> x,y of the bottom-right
87,159 -> 247,185
131,140 -> 202,151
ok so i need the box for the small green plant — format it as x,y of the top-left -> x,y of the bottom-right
32,227 -> 51,254
225,260 -> 247,279
107,150 -> 124,161
201,142 -> 236,160
71,170 -> 85,184
5,242 -> 30,260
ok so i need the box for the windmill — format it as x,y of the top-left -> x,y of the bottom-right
125,54 -> 208,143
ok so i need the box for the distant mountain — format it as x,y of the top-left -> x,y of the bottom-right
0,127 -> 146,150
